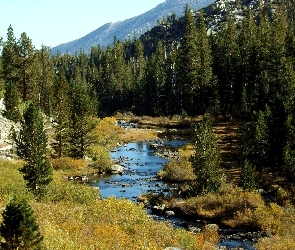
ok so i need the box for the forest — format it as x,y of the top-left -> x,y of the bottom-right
0,0 -> 295,249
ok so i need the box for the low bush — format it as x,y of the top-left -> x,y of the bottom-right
87,145 -> 112,173
158,157 -> 196,182
45,177 -> 100,204
174,182 -> 265,227
256,235 -> 295,250
50,157 -> 86,171
32,197 -> 202,250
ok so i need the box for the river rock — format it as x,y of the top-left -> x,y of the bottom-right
152,204 -> 166,215
165,210 -> 175,217
110,164 -> 125,174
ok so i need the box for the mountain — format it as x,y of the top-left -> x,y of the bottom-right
51,0 -> 215,55
140,0 -> 282,55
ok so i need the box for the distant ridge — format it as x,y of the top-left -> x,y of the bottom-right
51,0 -> 215,55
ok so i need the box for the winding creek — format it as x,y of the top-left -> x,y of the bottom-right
88,135 -> 257,250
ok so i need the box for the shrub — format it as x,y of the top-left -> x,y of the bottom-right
87,145 -> 112,173
92,116 -> 120,150
174,182 -> 265,227
50,157 -> 86,171
45,177 -> 100,204
252,203 -> 295,236
256,236 -> 295,250
158,157 -> 196,182
32,197 -> 200,250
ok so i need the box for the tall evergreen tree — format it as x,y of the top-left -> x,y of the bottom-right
195,11 -> 216,113
67,80 -> 97,159
240,160 -> 257,191
16,103 -> 52,200
212,17 -> 239,113
17,32 -> 36,102
34,45 -> 54,116
51,61 -> 70,158
132,39 -> 147,115
175,5 -> 199,115
143,40 -> 168,115
0,197 -> 43,250
190,114 -> 221,194
176,7 -> 214,114
239,108 -> 270,172
1,25 -> 21,122
237,11 -> 258,115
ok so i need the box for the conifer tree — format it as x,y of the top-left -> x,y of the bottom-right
1,25 -> 21,122
17,32 -> 36,102
34,45 -> 54,116
132,39 -> 147,115
240,160 -> 257,191
67,80 -> 97,159
16,103 -> 52,200
144,40 -> 168,115
237,11 -> 258,115
195,11 -> 216,113
212,17 -> 239,113
176,7 -> 214,114
239,109 -> 270,172
190,114 -> 221,194
51,61 -> 70,157
175,5 -> 199,115
0,197 -> 43,250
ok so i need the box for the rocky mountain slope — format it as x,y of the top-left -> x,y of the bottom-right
139,0 -> 280,55
51,0 -> 215,55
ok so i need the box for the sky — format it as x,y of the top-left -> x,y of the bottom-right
1,0 -> 165,49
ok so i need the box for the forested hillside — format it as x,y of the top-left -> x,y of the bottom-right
1,0 -> 295,248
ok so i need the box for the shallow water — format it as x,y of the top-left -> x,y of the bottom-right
89,140 -> 257,250
89,140 -> 187,200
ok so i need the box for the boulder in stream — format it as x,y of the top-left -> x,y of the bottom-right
110,164 -> 126,174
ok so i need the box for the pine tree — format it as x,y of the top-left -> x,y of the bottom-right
190,114 -> 221,194
195,11 -> 216,113
16,103 -> 52,200
237,11 -> 258,115
143,40 -> 168,115
132,39 -> 147,115
1,25 -> 21,122
0,197 -> 43,250
51,61 -> 70,158
239,109 -> 270,172
67,80 -> 97,159
17,32 -> 36,102
175,5 -> 199,115
176,7 -> 214,114
34,45 -> 54,116
240,160 -> 257,191
212,17 -> 239,113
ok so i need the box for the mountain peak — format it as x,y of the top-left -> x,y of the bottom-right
51,0 -> 215,55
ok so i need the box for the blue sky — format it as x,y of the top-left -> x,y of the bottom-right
1,0 -> 164,49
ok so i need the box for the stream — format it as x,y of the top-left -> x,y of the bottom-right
88,138 -> 257,250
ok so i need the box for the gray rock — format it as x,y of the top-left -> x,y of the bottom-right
165,210 -> 175,217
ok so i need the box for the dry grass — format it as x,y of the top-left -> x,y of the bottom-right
116,128 -> 158,143
171,182 -> 265,227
